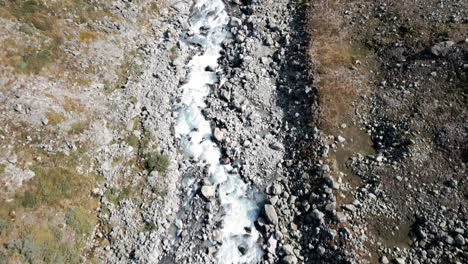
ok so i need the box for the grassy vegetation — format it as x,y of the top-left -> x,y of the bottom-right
0,0 -> 114,76
9,164 -> 94,209
65,207 -> 94,237
0,142 -> 99,263
6,226 -> 82,264
0,0 -> 171,261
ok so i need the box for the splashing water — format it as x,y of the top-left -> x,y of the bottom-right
174,0 -> 264,263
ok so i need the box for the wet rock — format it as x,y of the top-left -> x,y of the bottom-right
213,128 -> 224,142
238,245 -> 247,255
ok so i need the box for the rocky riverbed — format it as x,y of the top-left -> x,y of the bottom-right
0,0 -> 466,263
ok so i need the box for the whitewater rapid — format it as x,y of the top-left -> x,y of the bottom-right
174,0 -> 264,263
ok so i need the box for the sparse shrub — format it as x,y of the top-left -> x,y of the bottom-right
7,237 -> 42,264
169,46 -> 178,62
70,121 -> 87,134
6,225 -> 81,264
32,167 -> 75,204
0,251 -> 6,263
0,217 -> 10,235
105,187 -> 131,205
144,152 -> 170,173
143,221 -> 157,232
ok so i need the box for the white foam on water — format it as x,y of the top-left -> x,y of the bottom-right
174,0 -> 264,263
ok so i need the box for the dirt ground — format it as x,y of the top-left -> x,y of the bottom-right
308,0 -> 467,263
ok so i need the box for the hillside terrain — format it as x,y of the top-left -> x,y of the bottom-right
0,0 -> 466,263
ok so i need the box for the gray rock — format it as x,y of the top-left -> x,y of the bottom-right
324,175 -> 339,189
269,196 -> 279,206
335,212 -> 347,222
320,164 -> 330,172
281,244 -> 294,256
282,255 -> 298,264
201,185 -> 215,198
317,246 -> 325,255
264,204 -> 278,225
455,234 -> 465,246
342,204 -> 356,212
267,236 -> 277,253
430,41 -> 454,56
229,17 -> 242,27
311,209 -> 325,223
272,183 -> 282,195
335,136 -> 346,143
394,257 -> 405,264
269,143 -> 283,151
380,256 -> 389,264
444,235 -> 454,245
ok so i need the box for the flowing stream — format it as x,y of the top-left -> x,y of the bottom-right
174,0 -> 264,263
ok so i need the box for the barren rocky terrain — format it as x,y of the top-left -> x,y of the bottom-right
0,0 -> 466,264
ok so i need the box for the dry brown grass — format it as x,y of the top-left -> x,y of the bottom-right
46,109 -> 65,125
63,97 -> 84,114
307,0 -> 375,134
78,30 -> 101,44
